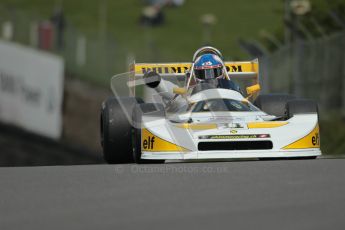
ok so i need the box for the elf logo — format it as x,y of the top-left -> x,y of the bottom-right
312,133 -> 320,146
143,136 -> 155,150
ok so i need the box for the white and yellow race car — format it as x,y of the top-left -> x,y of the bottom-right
100,47 -> 321,164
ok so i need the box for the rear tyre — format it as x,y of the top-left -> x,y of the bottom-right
132,103 -> 165,164
100,96 -> 143,164
254,94 -> 296,117
286,99 -> 318,119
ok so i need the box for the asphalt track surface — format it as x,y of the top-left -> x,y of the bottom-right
1,158 -> 345,230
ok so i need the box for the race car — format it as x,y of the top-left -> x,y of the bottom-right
100,46 -> 321,164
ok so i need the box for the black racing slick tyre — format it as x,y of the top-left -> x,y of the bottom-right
132,103 -> 165,164
286,99 -> 319,119
100,96 -> 143,164
285,156 -> 318,160
259,156 -> 317,161
254,94 -> 296,118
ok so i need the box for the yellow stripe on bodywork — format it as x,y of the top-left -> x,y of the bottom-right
174,123 -> 218,130
283,124 -> 320,149
141,129 -> 189,152
247,122 -> 288,129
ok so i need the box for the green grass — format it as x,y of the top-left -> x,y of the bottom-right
0,0 -> 284,61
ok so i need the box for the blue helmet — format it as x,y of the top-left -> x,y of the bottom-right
194,54 -> 224,81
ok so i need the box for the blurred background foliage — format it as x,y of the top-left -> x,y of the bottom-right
1,0 -> 344,84
0,0 -> 283,61
0,1 -> 344,80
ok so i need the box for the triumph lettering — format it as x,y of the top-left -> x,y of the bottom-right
141,66 -> 189,74
226,65 -> 243,72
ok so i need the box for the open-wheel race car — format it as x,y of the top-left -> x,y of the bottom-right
100,46 -> 321,164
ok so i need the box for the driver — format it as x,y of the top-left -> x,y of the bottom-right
193,53 -> 241,93
194,54 -> 224,82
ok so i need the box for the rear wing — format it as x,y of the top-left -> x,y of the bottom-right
130,59 -> 259,80
129,59 -> 260,99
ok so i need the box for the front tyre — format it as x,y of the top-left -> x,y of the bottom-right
259,156 -> 317,161
100,96 -> 143,164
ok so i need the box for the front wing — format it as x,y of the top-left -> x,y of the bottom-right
140,114 -> 321,160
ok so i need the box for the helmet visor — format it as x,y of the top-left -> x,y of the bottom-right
195,67 -> 223,80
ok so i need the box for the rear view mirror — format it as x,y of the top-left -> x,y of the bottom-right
143,71 -> 161,88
